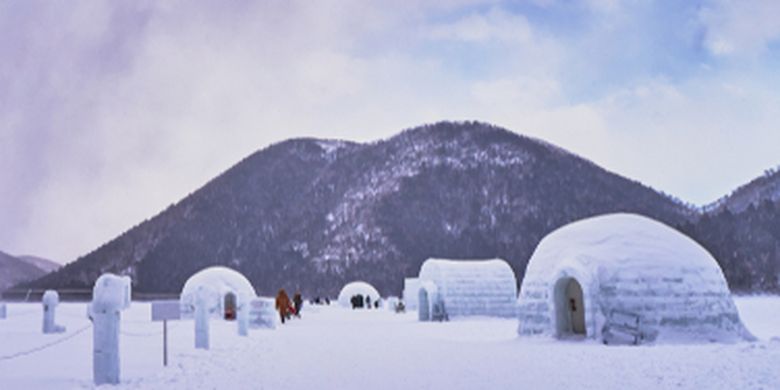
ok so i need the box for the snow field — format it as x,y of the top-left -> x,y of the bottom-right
0,297 -> 777,389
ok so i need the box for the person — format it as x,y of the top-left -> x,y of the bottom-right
395,301 -> 405,313
276,289 -> 291,324
350,294 -> 359,309
374,300 -> 379,309
365,295 -> 372,309
293,291 -> 303,318
325,297 -> 330,305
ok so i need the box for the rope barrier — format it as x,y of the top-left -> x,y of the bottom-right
0,323 -> 92,362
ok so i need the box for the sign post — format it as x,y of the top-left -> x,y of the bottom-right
151,300 -> 181,366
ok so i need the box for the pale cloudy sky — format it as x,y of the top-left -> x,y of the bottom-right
2,0 -> 779,264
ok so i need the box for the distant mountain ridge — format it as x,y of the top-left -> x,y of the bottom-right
18,121 -> 779,296
705,167 -> 780,214
0,251 -> 59,292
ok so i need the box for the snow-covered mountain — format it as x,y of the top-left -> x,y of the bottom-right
0,250 -> 59,292
19,121 -> 778,295
679,168 -> 780,291
705,167 -> 780,214
22,122 -> 700,296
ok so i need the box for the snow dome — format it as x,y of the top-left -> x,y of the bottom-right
516,213 -> 754,344
337,281 -> 380,307
180,266 -> 257,319
417,259 -> 517,319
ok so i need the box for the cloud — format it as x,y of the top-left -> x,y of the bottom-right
699,0 -> 780,57
1,1 -> 780,263
428,7 -> 534,44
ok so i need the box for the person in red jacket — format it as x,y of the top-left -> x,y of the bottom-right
275,289 -> 292,324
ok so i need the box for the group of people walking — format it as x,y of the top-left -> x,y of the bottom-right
275,289 -> 303,324
349,294 -> 379,309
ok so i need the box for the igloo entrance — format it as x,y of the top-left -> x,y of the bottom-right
224,292 -> 237,320
554,277 -> 586,337
418,288 -> 430,321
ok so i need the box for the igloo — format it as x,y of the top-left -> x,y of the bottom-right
417,259 -> 517,320
337,281 -> 380,308
516,213 -> 754,344
180,266 -> 257,320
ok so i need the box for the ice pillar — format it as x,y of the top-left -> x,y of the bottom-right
237,301 -> 248,336
194,287 -> 210,350
89,274 -> 131,386
42,290 -> 65,333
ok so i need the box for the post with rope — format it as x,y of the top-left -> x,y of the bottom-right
88,273 -> 131,386
151,300 -> 181,366
42,290 -> 66,333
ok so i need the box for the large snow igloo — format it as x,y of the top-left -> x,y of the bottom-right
417,259 -> 517,320
180,266 -> 257,320
337,281 -> 381,307
516,213 -> 753,344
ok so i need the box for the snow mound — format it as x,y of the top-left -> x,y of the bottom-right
180,267 -> 257,317
337,281 -> 380,307
418,259 -> 517,318
517,213 -> 753,344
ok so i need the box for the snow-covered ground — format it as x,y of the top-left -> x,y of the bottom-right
1,296 -> 779,389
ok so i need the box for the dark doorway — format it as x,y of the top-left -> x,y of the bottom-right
418,288 -> 430,321
554,277 -> 585,337
224,292 -> 237,320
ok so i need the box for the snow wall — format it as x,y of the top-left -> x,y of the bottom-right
516,213 -> 754,344
402,278 -> 421,310
180,266 -> 257,318
417,259 -> 517,318
337,281 -> 380,307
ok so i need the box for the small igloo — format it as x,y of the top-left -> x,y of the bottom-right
337,281 -> 380,308
180,266 -> 257,320
417,259 -> 517,320
516,213 -> 753,344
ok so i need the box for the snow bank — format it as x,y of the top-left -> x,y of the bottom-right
517,213 -> 753,344
417,259 -> 517,318
180,267 -> 257,318
337,281 -> 380,307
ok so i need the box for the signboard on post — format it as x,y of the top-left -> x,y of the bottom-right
151,300 -> 181,367
152,300 -> 181,321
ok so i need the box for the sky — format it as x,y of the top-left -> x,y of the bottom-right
1,0 -> 780,264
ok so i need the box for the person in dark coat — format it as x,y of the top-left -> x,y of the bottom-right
293,292 -> 303,318
365,295 -> 372,309
350,294 -> 359,309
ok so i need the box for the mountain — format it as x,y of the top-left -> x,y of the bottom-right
0,251 -> 59,292
17,255 -> 60,273
22,121 -> 705,297
680,169 -> 780,291
705,168 -> 780,214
